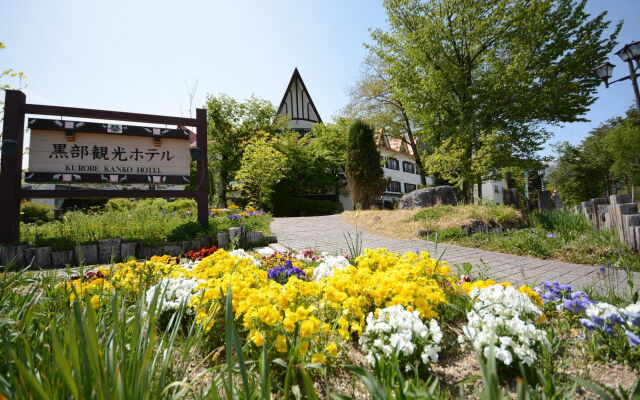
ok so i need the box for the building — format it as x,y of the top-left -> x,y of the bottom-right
276,68 -> 322,134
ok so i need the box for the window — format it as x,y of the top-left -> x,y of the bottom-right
387,181 -> 401,193
402,161 -> 415,174
404,183 -> 417,193
494,185 -> 500,194
385,157 -> 399,170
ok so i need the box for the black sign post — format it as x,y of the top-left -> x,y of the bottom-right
0,90 -> 209,245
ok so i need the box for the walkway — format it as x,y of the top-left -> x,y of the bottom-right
271,214 -> 640,291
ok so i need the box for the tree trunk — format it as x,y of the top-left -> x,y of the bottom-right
218,169 -> 228,208
477,177 -> 483,205
400,109 -> 428,186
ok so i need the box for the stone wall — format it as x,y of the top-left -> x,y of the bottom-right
0,228 -> 278,269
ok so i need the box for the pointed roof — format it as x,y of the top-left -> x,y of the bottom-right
276,68 -> 322,124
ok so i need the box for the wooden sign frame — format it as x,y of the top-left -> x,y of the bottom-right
0,90 -> 209,245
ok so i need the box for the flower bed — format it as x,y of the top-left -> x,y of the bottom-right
2,247 -> 639,398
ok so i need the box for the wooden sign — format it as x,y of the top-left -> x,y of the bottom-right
26,119 -> 191,184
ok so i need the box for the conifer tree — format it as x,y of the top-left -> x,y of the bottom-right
345,119 -> 387,209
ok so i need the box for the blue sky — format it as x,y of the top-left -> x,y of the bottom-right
1,0 -> 639,156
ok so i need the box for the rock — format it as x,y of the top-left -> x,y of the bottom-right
461,220 -> 490,235
417,230 -> 433,237
120,242 -> 139,261
538,190 -> 555,211
98,239 -> 122,264
181,240 -> 193,253
264,235 -> 278,244
163,245 -> 181,256
34,246 -> 52,269
399,186 -> 457,210
246,231 -> 264,245
217,232 -> 229,249
0,245 -> 28,267
140,246 -> 163,259
51,250 -> 74,268
75,244 -> 98,265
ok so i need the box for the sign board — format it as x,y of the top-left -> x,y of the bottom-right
25,118 -> 191,185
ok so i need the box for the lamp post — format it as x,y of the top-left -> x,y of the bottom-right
594,41 -> 640,116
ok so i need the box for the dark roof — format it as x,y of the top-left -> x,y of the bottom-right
276,68 -> 322,124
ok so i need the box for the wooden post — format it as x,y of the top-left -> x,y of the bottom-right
196,108 -> 209,228
0,90 -> 26,244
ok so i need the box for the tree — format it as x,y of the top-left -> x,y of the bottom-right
606,110 -> 640,194
344,54 -> 428,185
206,94 -> 287,207
371,0 -> 620,201
235,135 -> 288,208
1,41 -> 27,120
345,119 -> 387,209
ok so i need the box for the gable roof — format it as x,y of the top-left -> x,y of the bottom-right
276,68 -> 322,124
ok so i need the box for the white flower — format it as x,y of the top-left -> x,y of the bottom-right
253,247 -> 275,257
459,284 -> 548,367
145,277 -> 202,313
312,256 -> 351,281
359,305 -> 442,366
228,249 -> 261,267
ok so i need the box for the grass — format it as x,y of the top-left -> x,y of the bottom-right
19,198 -> 271,249
342,206 -> 640,269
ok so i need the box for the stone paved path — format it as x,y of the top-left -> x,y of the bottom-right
271,214 -> 640,291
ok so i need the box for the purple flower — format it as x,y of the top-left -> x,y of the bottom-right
557,284 -> 572,293
599,266 -> 606,273
543,281 -> 561,293
267,260 -> 305,284
546,233 -> 556,238
542,291 -> 560,303
563,299 -> 588,312
570,291 -> 590,301
591,315 -> 605,327
580,318 -> 597,331
228,214 -> 241,221
607,313 -> 625,325
626,330 -> 640,346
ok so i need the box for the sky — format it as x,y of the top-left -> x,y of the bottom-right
1,0 -> 639,157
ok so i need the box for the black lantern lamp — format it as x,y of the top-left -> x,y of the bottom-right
594,62 -> 615,87
596,40 -> 640,115
190,147 -> 204,161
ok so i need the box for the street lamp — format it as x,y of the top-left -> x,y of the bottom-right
595,40 -> 640,115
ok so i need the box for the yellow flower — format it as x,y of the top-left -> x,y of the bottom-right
519,285 -> 543,307
250,331 -> 264,347
276,335 -> 287,353
326,342 -> 338,358
299,340 -> 309,354
90,295 -> 101,310
311,353 -> 326,364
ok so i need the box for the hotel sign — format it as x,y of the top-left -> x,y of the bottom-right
26,118 -> 191,185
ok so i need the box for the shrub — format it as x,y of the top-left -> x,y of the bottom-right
167,198 -> 197,212
20,201 -> 54,224
104,198 -> 136,212
530,210 -> 592,234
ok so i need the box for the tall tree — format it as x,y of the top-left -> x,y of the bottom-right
344,54 -> 428,185
205,94 -> 287,207
371,0 -> 620,202
235,135 -> 288,208
345,119 -> 387,209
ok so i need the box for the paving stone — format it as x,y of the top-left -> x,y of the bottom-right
270,214 -> 640,290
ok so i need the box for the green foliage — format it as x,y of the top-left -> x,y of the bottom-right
270,194 -> 340,217
413,204 -> 524,229
20,201 -> 54,224
20,199 -> 270,248
371,0 -> 620,194
0,273 -> 203,399
529,210 -> 591,235
345,119 -> 387,209
235,135 -> 289,209
104,198 -> 136,212
206,94 -> 287,207
548,108 -> 639,205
